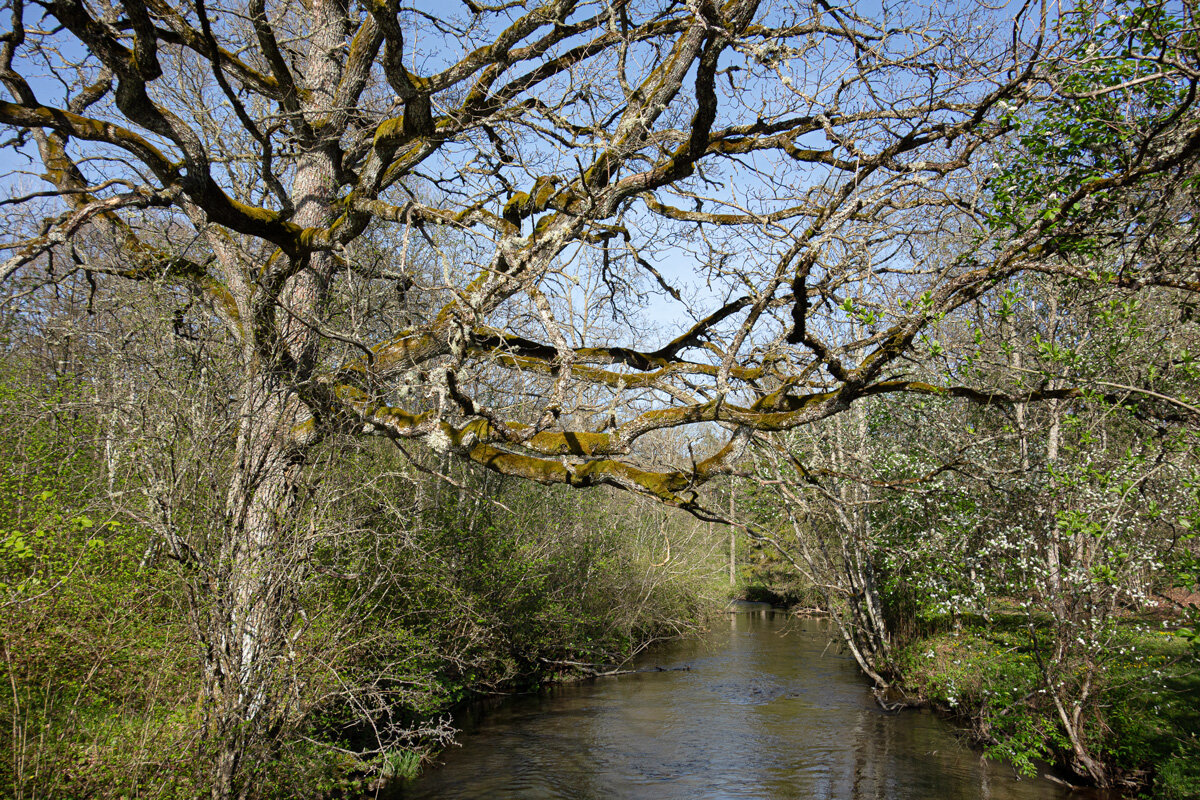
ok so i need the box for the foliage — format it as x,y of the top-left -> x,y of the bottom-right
0,372 -> 201,799
745,262 -> 1200,789
0,362 -> 724,798
898,617 -> 1200,798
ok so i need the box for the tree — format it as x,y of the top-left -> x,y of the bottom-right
1,0 -> 1197,796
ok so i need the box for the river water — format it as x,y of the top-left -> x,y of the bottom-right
393,604 -> 1080,800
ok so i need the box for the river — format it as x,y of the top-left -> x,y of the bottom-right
392,603 -> 1084,799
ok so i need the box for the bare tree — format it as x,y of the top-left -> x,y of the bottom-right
1,0 -> 1197,796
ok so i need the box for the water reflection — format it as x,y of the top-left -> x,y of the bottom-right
393,606 -> 1080,800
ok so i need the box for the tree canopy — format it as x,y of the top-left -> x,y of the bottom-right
1,0 -> 1193,512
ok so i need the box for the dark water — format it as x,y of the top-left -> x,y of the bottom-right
394,604 -> 1082,800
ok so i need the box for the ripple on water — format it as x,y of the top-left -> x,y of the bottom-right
392,613 -> 1089,800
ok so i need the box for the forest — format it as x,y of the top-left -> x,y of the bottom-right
0,0 -> 1197,797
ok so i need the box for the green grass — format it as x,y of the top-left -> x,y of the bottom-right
897,615 -> 1200,798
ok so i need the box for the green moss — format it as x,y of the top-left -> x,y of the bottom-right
372,116 -> 407,148
527,429 -> 614,456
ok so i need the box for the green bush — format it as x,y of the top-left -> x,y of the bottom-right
898,619 -> 1200,798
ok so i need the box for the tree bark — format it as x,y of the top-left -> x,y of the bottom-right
205,3 -> 344,794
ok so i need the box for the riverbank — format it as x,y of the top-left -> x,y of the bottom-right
0,422 -> 729,800
762,590 -> 1200,799
892,614 -> 1200,800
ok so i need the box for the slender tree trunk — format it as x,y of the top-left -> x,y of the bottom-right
818,401 -> 893,686
1043,293 -> 1066,618
1049,681 -> 1109,786
729,484 -> 736,585
1005,315 -> 1031,474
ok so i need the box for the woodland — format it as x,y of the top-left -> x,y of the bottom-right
0,0 -> 1198,797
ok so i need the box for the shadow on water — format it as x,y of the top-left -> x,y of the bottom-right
390,603 -> 1096,800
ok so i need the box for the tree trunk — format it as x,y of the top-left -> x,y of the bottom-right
824,401 -> 894,686
1043,293 -> 1066,619
207,378 -> 308,800
204,3 -> 344,792
729,485 -> 736,585
1049,686 -> 1110,787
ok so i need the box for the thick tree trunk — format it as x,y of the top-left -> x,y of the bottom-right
204,3 -> 343,791
207,377 -> 308,800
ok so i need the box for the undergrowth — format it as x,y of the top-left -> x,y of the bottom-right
897,614 -> 1200,799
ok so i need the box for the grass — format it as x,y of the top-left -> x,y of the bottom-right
896,613 -> 1200,798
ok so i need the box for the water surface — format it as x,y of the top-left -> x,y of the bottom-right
395,605 -> 1081,799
